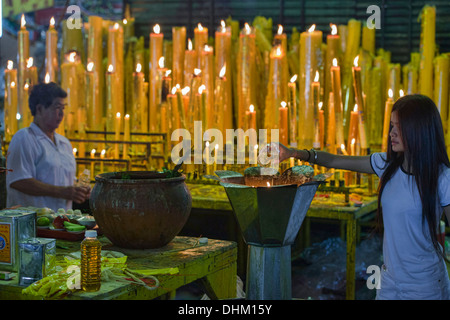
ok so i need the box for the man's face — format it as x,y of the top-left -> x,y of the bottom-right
37,97 -> 66,131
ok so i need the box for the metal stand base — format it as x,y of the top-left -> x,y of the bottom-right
246,244 -> 292,300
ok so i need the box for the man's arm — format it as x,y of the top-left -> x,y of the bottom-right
10,178 -> 89,204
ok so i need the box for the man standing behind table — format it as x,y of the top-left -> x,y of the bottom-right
6,82 -> 90,211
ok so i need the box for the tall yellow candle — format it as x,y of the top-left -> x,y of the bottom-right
172,26 -> 186,87
201,45 -> 215,129
325,24 -> 341,111
247,104 -> 256,130
331,58 -> 345,147
45,17 -> 58,83
434,55 -> 449,129
108,22 -> 124,128
326,92 -> 336,154
299,24 -> 322,149
18,14 -> 30,119
105,64 -> 118,132
288,75 -> 298,147
215,21 -> 233,133
347,104 -> 359,152
265,45 -> 286,130
419,5 -> 436,98
194,23 -> 208,68
133,63 -> 146,132
25,57 -> 38,88
382,89 -> 394,152
352,56 -> 368,150
279,101 -> 288,146
237,23 -> 257,131
114,112 -> 121,159
100,149 -> 106,173
184,39 -> 197,88
123,114 -> 130,159
90,149 -> 96,180
149,24 -> 164,132
85,62 -> 101,132
318,102 -> 325,149
4,61 -> 18,140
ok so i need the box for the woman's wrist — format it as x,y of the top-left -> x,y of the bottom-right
290,148 -> 309,161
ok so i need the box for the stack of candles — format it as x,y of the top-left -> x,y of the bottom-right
3,6 -> 447,178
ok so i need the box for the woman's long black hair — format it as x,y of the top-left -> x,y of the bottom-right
376,94 -> 450,261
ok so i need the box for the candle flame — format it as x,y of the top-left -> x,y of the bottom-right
275,46 -> 282,56
171,86 -> 177,95
277,24 -> 283,35
249,104 -> 254,112
351,138 -> 356,145
353,55 -> 359,67
44,72 -> 50,83
24,83 -> 30,90
26,57 -> 33,68
165,70 -> 172,77
254,144 -> 258,150
219,65 -> 226,78
69,52 -> 76,63
181,86 -> 190,95
136,63 -> 142,73
244,23 -> 251,35
175,83 -> 181,89
125,114 -> 130,119
340,144 -> 346,152
101,149 -> 106,156
50,17 -> 55,27
73,148 -> 77,154
199,84 -> 206,94
388,88 -> 393,99
203,45 -> 213,53
215,144 -> 219,150
198,23 -> 203,31
7,60 -> 13,70
281,101 -> 287,108
266,182 -> 271,187
206,141 -> 209,147
332,58 -> 338,67
188,38 -> 193,50
330,23 -> 337,35
116,112 -> 121,118
399,89 -> 404,97
21,14 -> 26,28
354,104 -> 358,112
318,102 -> 323,110
290,74 -> 298,83
87,62 -> 94,72
123,19 -> 128,25
91,149 -> 96,155
220,20 -> 226,32
308,24 -> 316,33
114,22 -> 119,30
314,71 -> 319,82
153,24 -> 160,34
16,113 -> 21,120
158,56 -> 165,68
11,81 -> 16,88
194,68 -> 202,76
108,64 -> 114,73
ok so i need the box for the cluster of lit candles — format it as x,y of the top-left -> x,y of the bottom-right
3,5 -> 447,181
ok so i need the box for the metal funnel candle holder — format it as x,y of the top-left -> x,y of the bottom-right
216,169 -> 324,300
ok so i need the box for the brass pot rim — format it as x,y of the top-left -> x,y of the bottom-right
94,171 -> 186,184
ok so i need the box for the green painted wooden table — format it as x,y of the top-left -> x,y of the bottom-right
186,183 -> 378,300
0,236 -> 237,300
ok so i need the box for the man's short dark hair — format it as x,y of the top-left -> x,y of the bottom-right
28,82 -> 67,116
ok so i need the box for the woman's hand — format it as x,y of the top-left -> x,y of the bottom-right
278,143 -> 295,162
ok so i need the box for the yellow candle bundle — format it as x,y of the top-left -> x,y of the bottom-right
299,24 -> 322,149
87,15 -> 104,130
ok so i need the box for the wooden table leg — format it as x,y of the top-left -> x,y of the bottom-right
198,259 -> 237,299
346,218 -> 356,300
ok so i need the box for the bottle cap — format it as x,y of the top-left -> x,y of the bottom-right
85,230 -> 97,238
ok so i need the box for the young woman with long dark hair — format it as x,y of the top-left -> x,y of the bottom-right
273,94 -> 450,299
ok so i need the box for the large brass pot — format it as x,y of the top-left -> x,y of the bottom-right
89,171 -> 192,249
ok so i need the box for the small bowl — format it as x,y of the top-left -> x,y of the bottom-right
77,217 -> 97,229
